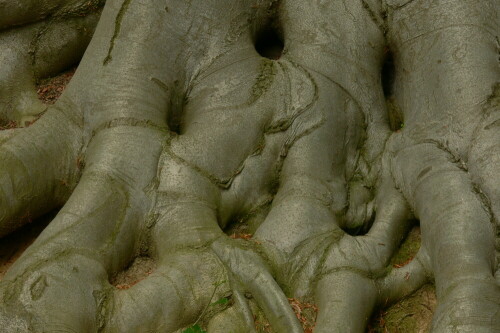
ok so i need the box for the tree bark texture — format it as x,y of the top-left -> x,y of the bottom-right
0,0 -> 498,332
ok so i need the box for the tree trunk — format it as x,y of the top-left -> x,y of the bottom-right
0,0 -> 498,332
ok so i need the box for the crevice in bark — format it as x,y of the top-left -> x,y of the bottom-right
381,48 -> 395,98
103,0 -> 132,65
187,59 -> 277,120
470,181 -> 496,226
361,0 -> 387,34
388,225 -> 420,268
224,198 -> 273,236
382,47 -> 404,131
421,139 -> 466,170
164,142 -> 242,189
29,20 -> 51,69
267,112 -> 325,194
167,80 -> 186,135
386,0 -> 418,11
285,230 -> 343,296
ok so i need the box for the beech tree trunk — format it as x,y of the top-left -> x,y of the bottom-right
0,0 -> 498,332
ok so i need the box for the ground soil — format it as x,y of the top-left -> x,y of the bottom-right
36,67 -> 76,104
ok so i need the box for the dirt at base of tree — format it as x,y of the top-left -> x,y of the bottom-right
0,206 -> 437,332
37,67 -> 77,104
110,256 -> 156,290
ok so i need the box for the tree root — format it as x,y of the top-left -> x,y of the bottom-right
0,0 -> 498,331
0,9 -> 101,124
0,107 -> 82,237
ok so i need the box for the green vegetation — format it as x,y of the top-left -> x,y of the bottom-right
182,280 -> 228,333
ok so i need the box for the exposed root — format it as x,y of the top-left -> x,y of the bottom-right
0,107 -> 82,237
0,0 -> 104,31
107,250 -> 228,333
211,238 -> 303,332
377,248 -> 430,306
0,0 -> 498,331
103,0 -> 132,65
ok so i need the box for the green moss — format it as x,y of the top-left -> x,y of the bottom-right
369,284 -> 436,333
390,226 -> 421,268
103,0 -> 132,65
386,97 -> 404,132
370,227 -> 435,332
248,59 -> 276,104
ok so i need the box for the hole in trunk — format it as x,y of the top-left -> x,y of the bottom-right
167,80 -> 186,134
255,26 -> 284,60
381,48 -> 405,131
254,3 -> 284,61
381,47 -> 395,98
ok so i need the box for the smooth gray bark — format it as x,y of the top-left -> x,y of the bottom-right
0,0 -> 498,332
0,0 -> 102,124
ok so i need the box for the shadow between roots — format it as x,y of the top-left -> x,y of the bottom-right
0,210 -> 57,280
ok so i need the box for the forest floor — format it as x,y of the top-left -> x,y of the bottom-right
0,69 -> 437,332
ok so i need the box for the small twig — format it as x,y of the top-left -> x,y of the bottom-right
193,279 -> 227,326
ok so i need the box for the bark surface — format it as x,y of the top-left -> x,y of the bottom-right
0,0 -> 498,332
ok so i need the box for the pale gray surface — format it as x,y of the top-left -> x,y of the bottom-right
0,0 -> 498,332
